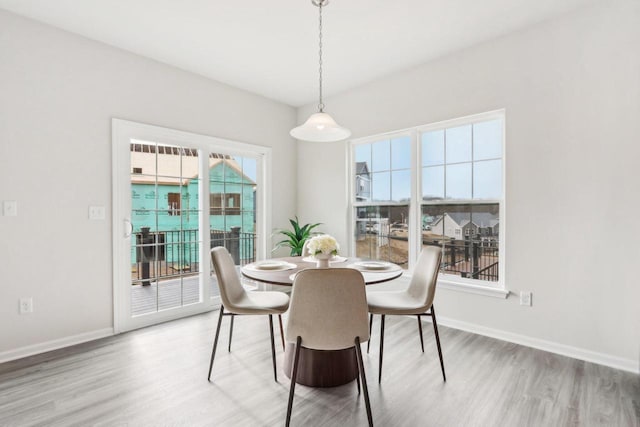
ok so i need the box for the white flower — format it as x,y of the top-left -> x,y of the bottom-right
306,234 -> 339,256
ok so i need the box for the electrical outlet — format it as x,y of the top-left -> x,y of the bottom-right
520,291 -> 532,306
3,200 -> 18,216
19,297 -> 33,314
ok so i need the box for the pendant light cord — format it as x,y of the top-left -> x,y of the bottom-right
290,0 -> 351,141
318,2 -> 324,112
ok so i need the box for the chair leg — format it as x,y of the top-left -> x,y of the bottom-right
367,313 -> 373,353
378,314 -> 385,383
278,314 -> 285,351
268,315 -> 278,382
286,336 -> 302,427
417,315 -> 424,353
354,347 -> 361,395
355,337 -> 374,427
207,306 -> 225,381
431,305 -> 446,382
228,314 -> 235,352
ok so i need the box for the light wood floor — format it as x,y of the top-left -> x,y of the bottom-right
0,311 -> 638,426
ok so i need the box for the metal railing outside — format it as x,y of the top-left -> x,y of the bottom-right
131,228 -> 256,285
424,236 -> 499,282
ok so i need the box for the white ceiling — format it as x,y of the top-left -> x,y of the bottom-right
0,0 -> 600,107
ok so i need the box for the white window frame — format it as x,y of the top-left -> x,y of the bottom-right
348,110 -> 507,298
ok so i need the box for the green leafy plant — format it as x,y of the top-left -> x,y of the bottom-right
273,216 -> 322,256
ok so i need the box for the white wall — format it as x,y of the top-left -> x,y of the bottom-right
0,10 -> 297,355
297,1 -> 640,370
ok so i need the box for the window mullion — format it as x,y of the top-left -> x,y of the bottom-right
199,149 -> 211,302
409,129 -> 420,271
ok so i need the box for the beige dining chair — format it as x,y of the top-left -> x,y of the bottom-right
208,247 -> 290,382
300,239 -> 311,257
366,246 -> 446,383
285,269 -> 373,427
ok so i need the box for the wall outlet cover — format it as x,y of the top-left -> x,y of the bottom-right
520,291 -> 532,306
3,200 -> 18,216
19,297 -> 33,314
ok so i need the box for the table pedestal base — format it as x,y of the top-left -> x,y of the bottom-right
284,343 -> 358,387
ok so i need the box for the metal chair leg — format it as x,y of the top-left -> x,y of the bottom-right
367,313 -> 373,353
355,337 -> 374,427
417,315 -> 424,353
207,306 -> 225,381
354,347 -> 361,395
228,314 -> 235,352
378,314 -> 385,383
286,336 -> 302,427
268,315 -> 278,382
431,305 -> 446,382
278,314 -> 285,351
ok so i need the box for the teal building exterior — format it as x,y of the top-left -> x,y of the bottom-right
131,159 -> 256,268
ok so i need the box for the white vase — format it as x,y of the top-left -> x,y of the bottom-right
314,253 -> 332,268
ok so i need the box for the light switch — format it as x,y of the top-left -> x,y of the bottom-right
89,205 -> 106,220
3,200 -> 17,216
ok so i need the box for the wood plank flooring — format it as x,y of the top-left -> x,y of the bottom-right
0,312 -> 638,426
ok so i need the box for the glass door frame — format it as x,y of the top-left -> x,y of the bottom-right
112,119 -> 272,333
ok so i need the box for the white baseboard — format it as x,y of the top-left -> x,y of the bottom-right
0,328 -> 114,364
431,315 -> 639,374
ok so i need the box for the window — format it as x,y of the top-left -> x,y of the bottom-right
210,193 -> 241,215
353,136 -> 411,269
351,111 -> 504,288
167,192 -> 181,215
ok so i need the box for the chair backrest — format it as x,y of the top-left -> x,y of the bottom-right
301,240 -> 311,257
210,247 -> 247,309
407,246 -> 442,310
286,268 -> 369,350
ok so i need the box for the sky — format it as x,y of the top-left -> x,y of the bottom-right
354,119 -> 502,202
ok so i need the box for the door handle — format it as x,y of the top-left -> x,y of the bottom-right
124,219 -> 133,238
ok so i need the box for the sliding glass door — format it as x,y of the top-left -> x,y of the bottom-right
112,120 -> 270,332
129,141 -> 203,316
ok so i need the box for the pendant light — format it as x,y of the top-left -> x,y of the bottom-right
290,0 -> 351,142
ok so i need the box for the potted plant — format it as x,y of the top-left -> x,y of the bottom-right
306,234 -> 340,268
273,217 -> 322,256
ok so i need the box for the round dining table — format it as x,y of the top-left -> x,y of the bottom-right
241,256 -> 403,387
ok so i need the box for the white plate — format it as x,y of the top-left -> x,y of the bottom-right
254,261 -> 289,270
354,261 -> 391,270
302,255 -> 347,263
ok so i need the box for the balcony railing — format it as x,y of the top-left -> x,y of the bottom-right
131,228 -> 256,285
424,236 -> 499,282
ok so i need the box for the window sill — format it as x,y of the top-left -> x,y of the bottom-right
394,273 -> 509,298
